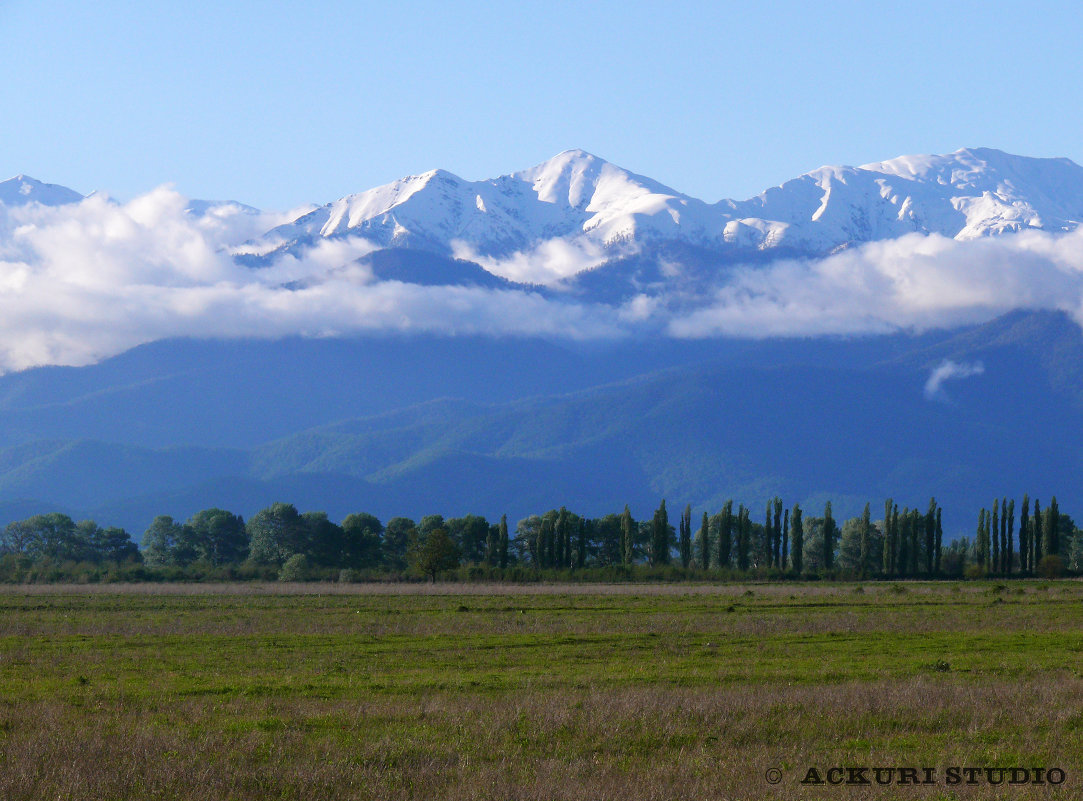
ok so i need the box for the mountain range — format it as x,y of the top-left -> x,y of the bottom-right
3,148 -> 1083,539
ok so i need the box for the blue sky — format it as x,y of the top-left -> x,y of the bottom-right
3,0 -> 1082,209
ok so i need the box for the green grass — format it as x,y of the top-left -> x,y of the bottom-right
0,581 -> 1080,799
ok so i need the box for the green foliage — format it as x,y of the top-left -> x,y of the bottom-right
278,553 -> 309,582
247,503 -> 307,566
411,528 -> 460,581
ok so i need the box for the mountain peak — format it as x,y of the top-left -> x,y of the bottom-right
0,174 -> 84,207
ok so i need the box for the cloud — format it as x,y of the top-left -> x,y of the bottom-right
669,230 -> 1083,338
7,188 -> 1083,375
451,236 -> 623,286
0,190 -> 626,372
924,360 -> 985,401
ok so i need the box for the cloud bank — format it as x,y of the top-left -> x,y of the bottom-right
669,230 -> 1083,338
5,190 -> 1083,374
0,190 -> 626,372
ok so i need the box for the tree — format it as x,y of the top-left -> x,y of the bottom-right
679,504 -> 692,568
764,503 -> 773,568
247,503 -> 307,566
383,517 -> 415,571
412,528 -> 459,581
882,499 -> 894,576
697,511 -> 710,570
577,517 -> 587,569
991,499 -> 1000,574
773,497 -> 783,568
924,498 -> 936,575
839,514 -> 881,575
185,508 -> 247,566
1033,499 -> 1043,567
860,502 -> 871,576
650,500 -> 671,566
736,505 -> 750,571
278,553 -> 308,582
620,505 -> 635,566
934,507 -> 943,575
1019,495 -> 1030,572
717,501 -> 733,569
822,501 -> 836,571
340,513 -> 382,569
790,504 -> 803,575
782,508 -> 789,569
1000,497 -> 1009,571
1044,496 -> 1061,558
141,515 -> 187,567
499,514 -> 510,569
976,508 -> 988,569
447,515 -> 489,565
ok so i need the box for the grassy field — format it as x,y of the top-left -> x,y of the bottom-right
0,581 -> 1080,799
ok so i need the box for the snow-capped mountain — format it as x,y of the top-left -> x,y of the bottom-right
257,148 -> 1083,269
0,175 -> 83,207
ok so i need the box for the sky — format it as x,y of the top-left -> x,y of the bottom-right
3,0 -> 1083,209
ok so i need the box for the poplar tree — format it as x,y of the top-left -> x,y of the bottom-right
556,507 -> 569,567
620,505 -> 634,566
991,500 -> 1000,574
1045,496 -> 1060,557
782,508 -> 789,570
1005,499 -> 1014,574
1033,498 -> 1042,567
883,499 -> 894,576
934,507 -> 943,575
736,505 -> 750,571
999,497 -> 1008,573
651,500 -> 670,566
499,514 -> 509,569
909,508 -> 920,576
822,501 -> 836,571
577,518 -> 587,568
679,504 -> 692,568
1019,495 -> 1030,572
764,503 -> 773,568
859,502 -> 871,576
791,504 -> 804,575
718,501 -> 733,569
698,511 -> 710,570
976,509 -> 988,569
898,507 -> 910,577
924,498 -> 936,575
773,497 -> 783,568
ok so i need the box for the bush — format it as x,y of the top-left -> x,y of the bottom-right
278,553 -> 309,582
1037,554 -> 1066,579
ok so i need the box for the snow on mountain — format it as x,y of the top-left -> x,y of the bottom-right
0,175 -> 83,207
262,150 -> 717,260
258,148 -> 1083,275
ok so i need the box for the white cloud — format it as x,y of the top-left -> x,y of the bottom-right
7,189 -> 1083,375
669,230 -> 1083,338
0,190 -> 626,372
924,360 -> 985,401
451,236 -> 620,286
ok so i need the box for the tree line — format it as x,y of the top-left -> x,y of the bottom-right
0,495 -> 1080,582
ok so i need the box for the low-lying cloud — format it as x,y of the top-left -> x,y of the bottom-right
5,189 -> 1083,374
0,189 -> 625,372
924,360 -> 986,401
669,230 -> 1083,338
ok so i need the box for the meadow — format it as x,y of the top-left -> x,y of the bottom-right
0,581 -> 1080,800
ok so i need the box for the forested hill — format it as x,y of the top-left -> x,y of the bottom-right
0,309 -> 1079,536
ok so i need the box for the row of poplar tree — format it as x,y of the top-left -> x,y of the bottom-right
0,495 -> 1077,579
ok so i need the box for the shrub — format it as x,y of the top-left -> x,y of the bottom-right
278,553 -> 308,582
1037,554 -> 1066,579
